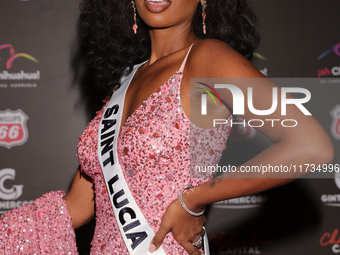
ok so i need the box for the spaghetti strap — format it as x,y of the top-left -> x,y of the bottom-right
178,44 -> 194,73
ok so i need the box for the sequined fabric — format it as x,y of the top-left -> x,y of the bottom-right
77,68 -> 232,254
0,190 -> 77,254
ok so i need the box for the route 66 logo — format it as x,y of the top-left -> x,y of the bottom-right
0,109 -> 29,149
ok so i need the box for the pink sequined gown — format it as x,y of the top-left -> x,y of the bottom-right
0,191 -> 78,254
77,47 -> 232,254
0,46 -> 232,254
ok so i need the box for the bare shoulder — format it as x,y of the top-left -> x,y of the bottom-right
186,39 -> 264,78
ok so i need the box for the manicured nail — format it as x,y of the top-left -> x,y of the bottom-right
148,243 -> 156,253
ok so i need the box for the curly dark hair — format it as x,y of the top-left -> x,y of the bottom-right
79,0 -> 260,96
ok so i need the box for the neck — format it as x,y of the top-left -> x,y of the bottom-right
148,22 -> 198,65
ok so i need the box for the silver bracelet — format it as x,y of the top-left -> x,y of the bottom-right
179,184 -> 206,217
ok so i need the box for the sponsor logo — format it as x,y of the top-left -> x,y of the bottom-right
330,105 -> 340,140
320,172 -> 340,207
335,172 -> 340,190
254,53 -> 268,76
0,44 -> 38,69
0,168 -> 32,214
317,43 -> 340,78
320,229 -> 340,253
0,44 -> 40,88
213,195 -> 268,209
254,53 -> 266,61
0,168 -> 23,200
318,43 -> 340,60
209,230 -> 272,255
318,66 -> 340,78
0,109 -> 29,149
0,70 -> 40,80
260,67 -> 267,77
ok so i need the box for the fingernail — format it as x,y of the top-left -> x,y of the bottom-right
148,243 -> 156,253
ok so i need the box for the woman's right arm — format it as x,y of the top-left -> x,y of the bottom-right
0,167 -> 90,253
63,166 -> 95,229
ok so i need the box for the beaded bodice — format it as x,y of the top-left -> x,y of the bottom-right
77,59 -> 232,254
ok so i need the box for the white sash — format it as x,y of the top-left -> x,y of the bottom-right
97,62 -> 166,255
98,62 -> 210,255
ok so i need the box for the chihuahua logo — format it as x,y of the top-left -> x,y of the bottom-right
0,44 -> 38,69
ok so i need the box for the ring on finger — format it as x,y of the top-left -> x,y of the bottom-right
192,234 -> 203,247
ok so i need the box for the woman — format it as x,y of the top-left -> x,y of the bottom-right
0,0 -> 334,254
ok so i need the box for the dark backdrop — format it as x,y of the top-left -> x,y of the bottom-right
0,0 -> 339,254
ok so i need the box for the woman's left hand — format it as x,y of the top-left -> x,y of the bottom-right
148,195 -> 206,255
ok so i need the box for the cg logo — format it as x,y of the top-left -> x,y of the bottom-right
0,44 -> 38,69
318,43 -> 340,60
0,168 -> 23,200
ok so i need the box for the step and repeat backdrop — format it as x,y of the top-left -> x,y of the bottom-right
0,0 -> 339,254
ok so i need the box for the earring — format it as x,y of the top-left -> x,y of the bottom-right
132,1 -> 138,34
200,0 -> 207,35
